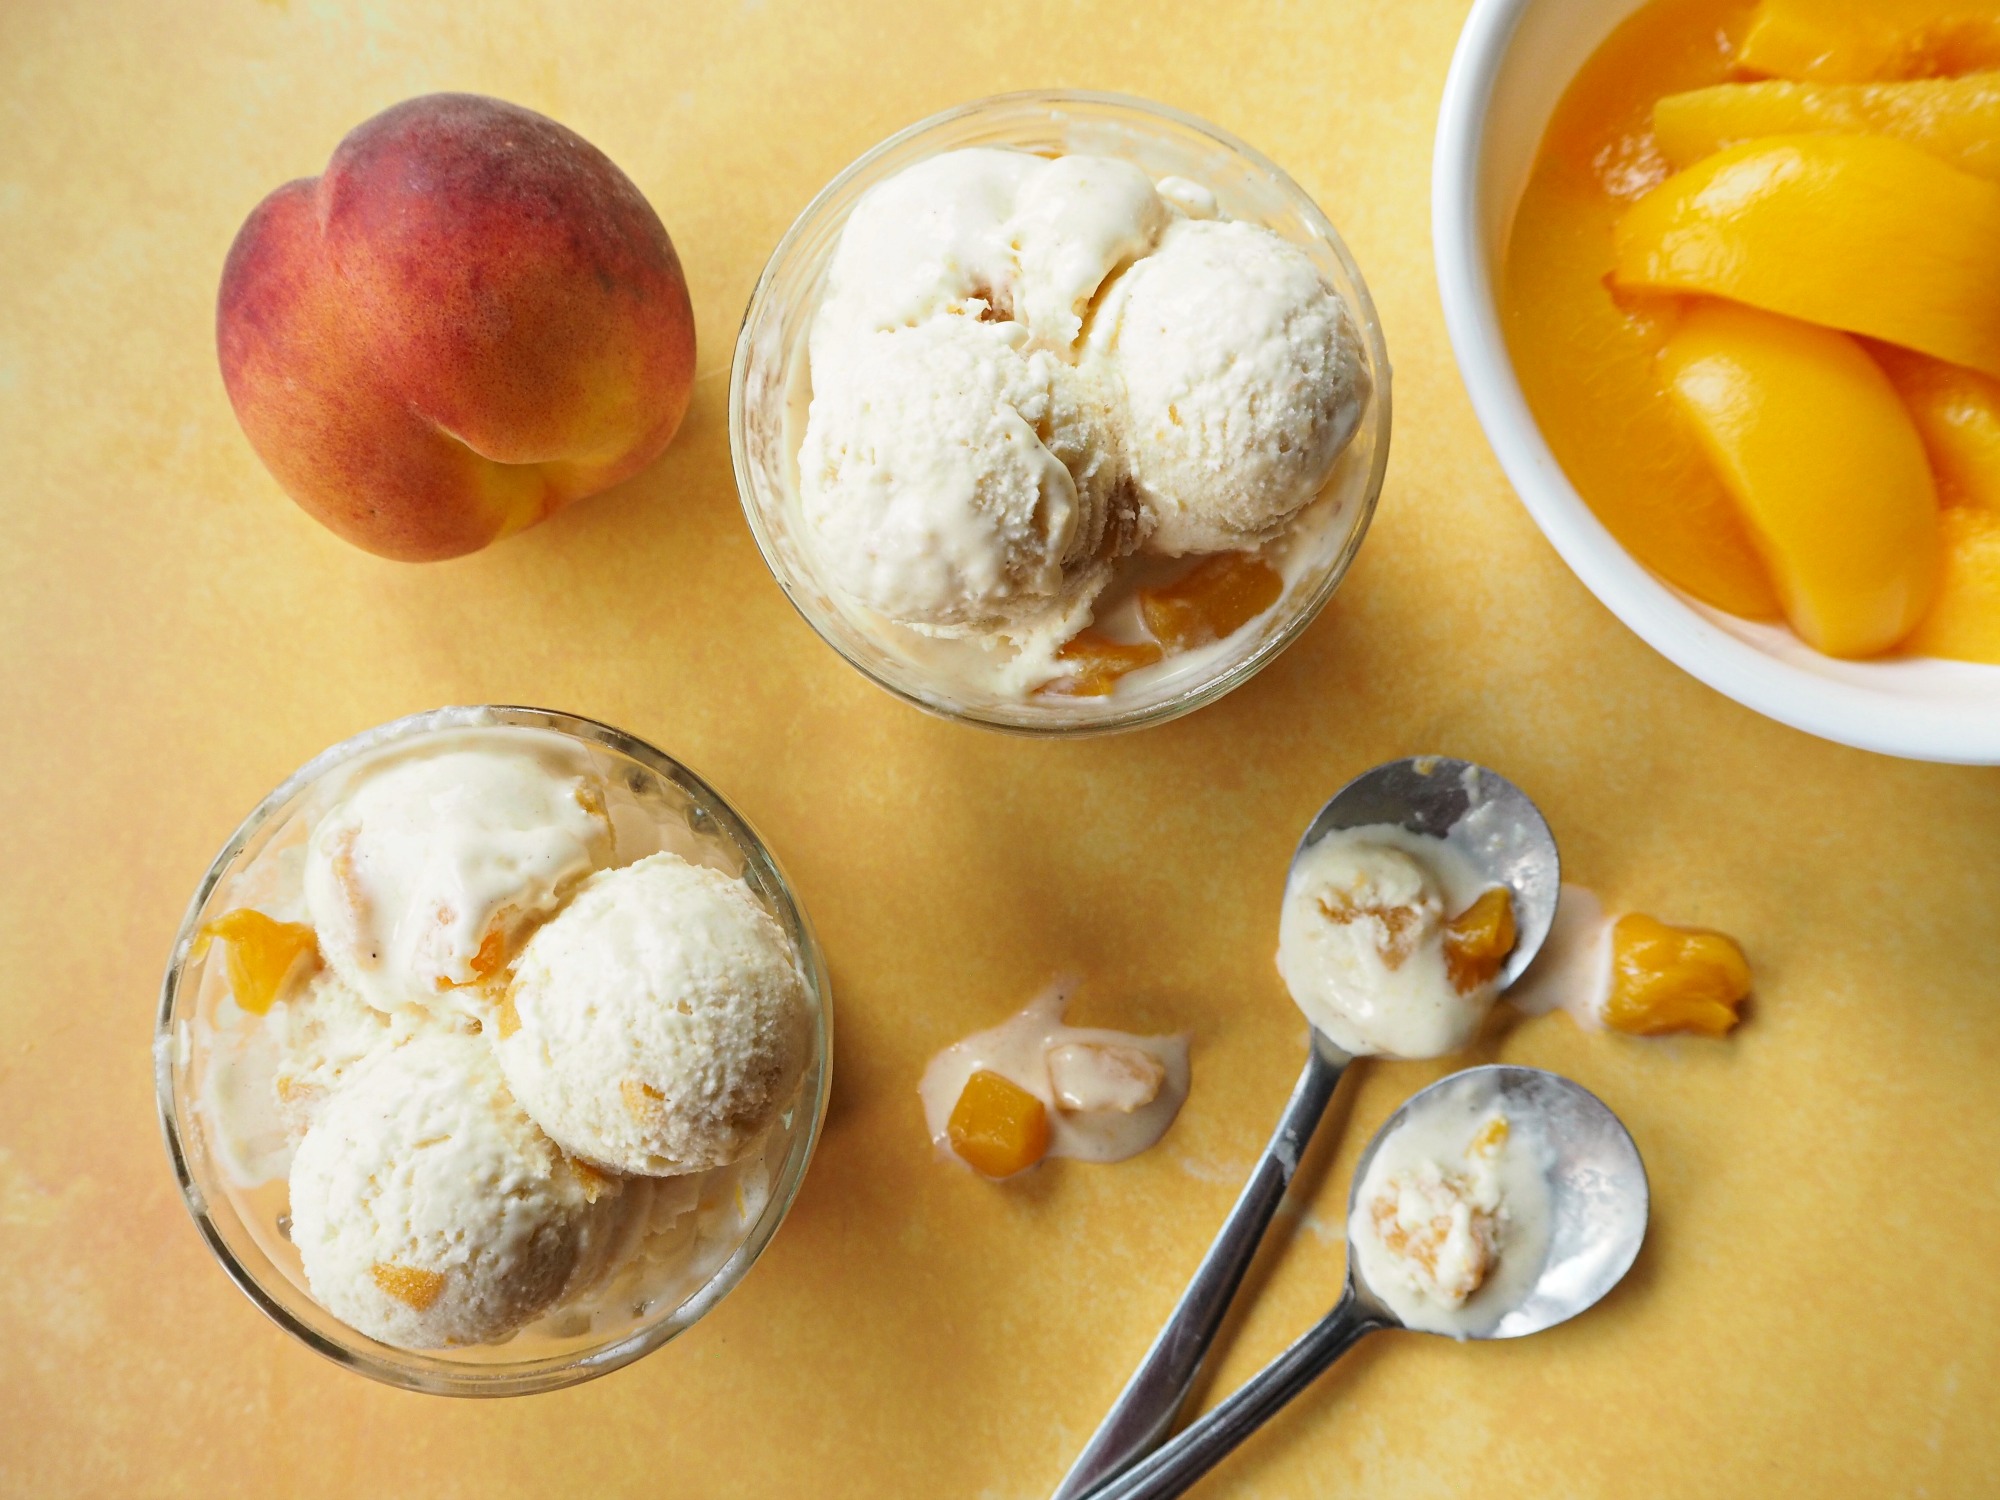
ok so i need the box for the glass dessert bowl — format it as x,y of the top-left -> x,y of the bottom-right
154,706 -> 832,1396
732,90 -> 1393,735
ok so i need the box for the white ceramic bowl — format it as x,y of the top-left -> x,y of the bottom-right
1433,0 -> 2000,764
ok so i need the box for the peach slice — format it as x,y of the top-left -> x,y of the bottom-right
1613,135 -> 2000,381
1873,345 -> 2000,512
199,908 -> 320,1015
1902,506 -> 2000,663
946,1070 -> 1051,1179
1659,301 -> 1940,657
1442,888 -> 1517,995
1603,914 -> 1751,1038
1738,0 -> 2000,83
1137,553 -> 1284,652
1036,630 -> 1164,698
1654,74 -> 2000,181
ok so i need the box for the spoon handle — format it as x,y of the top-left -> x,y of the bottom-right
1049,1033 -> 1353,1500
1078,1288 -> 1389,1500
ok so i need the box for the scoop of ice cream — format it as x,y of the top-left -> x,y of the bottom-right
1363,1148 -> 1504,1308
494,852 -> 812,1176
288,1031 -> 612,1349
811,149 -> 1168,367
1089,218 -> 1368,555
1277,835 -> 1492,1058
799,317 -> 1122,636
268,968 -> 399,1135
1009,154 -> 1169,350
810,147 -> 1039,371
303,741 -> 614,1013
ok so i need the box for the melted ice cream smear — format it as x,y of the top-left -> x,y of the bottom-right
919,980 -> 1190,1166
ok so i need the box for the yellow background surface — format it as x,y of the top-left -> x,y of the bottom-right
4,1 -> 1999,1495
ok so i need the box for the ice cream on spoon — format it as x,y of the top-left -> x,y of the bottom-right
1081,1065 -> 1649,1500
1051,757 -> 1560,1500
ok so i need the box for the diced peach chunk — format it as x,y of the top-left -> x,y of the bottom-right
1037,630 -> 1164,698
946,1069 -> 1051,1179
1659,301 -> 1940,657
1614,135 -> 2000,381
1874,345 -> 2000,512
1737,0 -> 2000,83
370,1262 -> 446,1311
1136,553 -> 1285,652
1603,913 -> 1751,1038
1902,505 -> 2000,663
199,908 -> 320,1015
567,1156 -> 619,1204
1654,75 -> 2000,182
1468,1115 -> 1510,1159
1442,887 -> 1517,995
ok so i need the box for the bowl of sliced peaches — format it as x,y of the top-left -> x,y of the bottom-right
1436,0 -> 2000,762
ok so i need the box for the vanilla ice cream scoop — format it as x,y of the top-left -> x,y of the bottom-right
812,148 -> 1168,365
494,852 -> 811,1176
289,1031 -> 613,1350
1009,154 -> 1169,350
303,740 -> 614,1014
799,317 -> 1118,636
810,147 -> 1039,370
1089,218 -> 1369,555
1277,827 -> 1508,1059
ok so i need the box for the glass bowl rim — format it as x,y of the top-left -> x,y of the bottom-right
153,704 -> 834,1397
728,87 -> 1395,737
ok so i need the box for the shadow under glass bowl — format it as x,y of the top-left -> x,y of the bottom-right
154,705 -> 833,1396
731,89 -> 1393,737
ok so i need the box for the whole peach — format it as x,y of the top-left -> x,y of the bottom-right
217,94 -> 695,560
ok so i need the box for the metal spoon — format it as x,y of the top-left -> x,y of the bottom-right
1050,757 -> 1560,1499
1080,1065 -> 1649,1500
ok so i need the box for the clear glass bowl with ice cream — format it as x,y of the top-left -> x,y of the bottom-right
153,706 -> 832,1395
732,91 -> 1393,734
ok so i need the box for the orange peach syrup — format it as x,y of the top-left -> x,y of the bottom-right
1037,552 -> 1283,697
195,908 -> 320,1015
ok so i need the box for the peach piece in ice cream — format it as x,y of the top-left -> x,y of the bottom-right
1038,631 -> 1164,698
1137,553 -> 1285,652
1442,888 -> 1517,996
199,908 -> 320,1016
216,93 -> 696,561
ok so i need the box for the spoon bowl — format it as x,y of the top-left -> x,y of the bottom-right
1085,1066 -> 1648,1500
1295,755 -> 1561,989
1347,1064 -> 1649,1340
